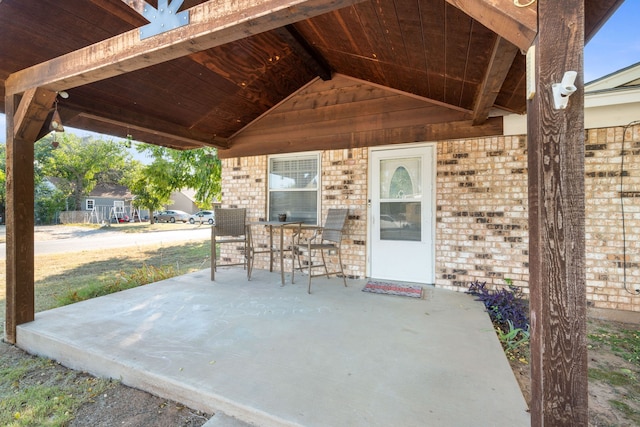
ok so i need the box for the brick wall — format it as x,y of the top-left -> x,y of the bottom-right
220,149 -> 368,279
584,125 -> 640,311
435,125 -> 640,312
435,136 -> 530,293
221,124 -> 640,313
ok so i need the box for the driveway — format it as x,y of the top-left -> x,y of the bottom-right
0,225 -> 211,259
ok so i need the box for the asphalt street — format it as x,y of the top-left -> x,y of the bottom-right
0,226 -> 211,260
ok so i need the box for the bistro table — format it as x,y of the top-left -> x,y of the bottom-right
250,220 -> 302,285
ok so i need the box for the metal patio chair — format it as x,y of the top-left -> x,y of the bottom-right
292,208 -> 348,293
211,208 -> 252,281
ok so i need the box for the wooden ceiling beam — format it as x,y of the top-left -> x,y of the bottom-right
472,36 -> 520,125
5,0 -> 364,97
118,0 -> 147,17
221,117 -> 502,158
61,104 -> 229,149
275,25 -> 332,81
13,87 -> 57,142
87,0 -> 146,25
445,0 -> 537,52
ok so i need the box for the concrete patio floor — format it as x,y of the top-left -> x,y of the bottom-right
16,268 -> 529,427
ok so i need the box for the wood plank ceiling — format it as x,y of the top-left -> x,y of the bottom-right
0,0 -> 622,156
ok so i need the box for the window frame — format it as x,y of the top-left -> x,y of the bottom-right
114,200 -> 125,213
86,199 -> 95,210
267,152 -> 321,225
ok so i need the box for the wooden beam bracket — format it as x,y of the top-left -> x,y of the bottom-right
445,0 -> 537,51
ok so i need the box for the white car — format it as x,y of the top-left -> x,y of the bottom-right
380,214 -> 401,229
189,210 -> 215,224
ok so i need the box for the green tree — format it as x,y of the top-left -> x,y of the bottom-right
39,134 -> 131,211
174,147 -> 222,207
125,144 -> 221,222
35,182 -> 67,224
126,162 -> 173,224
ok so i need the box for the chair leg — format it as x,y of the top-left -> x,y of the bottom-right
307,247 -> 313,294
211,229 -> 216,281
246,244 -> 252,281
320,250 -> 330,278
291,247 -> 297,284
296,247 -> 305,283
211,249 -> 216,281
337,247 -> 347,287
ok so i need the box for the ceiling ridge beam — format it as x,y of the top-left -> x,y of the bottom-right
472,36 -> 520,125
5,0 -> 366,97
445,0 -> 537,52
278,24 -> 332,81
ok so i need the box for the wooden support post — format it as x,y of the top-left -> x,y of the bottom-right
4,87 -> 55,343
4,94 -> 36,344
527,0 -> 587,425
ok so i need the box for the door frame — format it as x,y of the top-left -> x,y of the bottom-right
367,143 -> 437,283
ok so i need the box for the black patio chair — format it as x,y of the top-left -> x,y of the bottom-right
211,208 -> 252,281
292,208 -> 348,293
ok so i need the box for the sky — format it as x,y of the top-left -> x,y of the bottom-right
584,0 -> 640,82
1,1 -> 639,145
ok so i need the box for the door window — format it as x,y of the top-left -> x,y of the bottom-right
379,158 -> 422,241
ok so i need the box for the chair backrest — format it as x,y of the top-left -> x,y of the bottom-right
321,209 -> 348,243
214,208 -> 247,237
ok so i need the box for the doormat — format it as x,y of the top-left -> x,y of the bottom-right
362,281 -> 424,298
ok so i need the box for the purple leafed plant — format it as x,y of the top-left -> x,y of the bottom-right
466,280 -> 529,331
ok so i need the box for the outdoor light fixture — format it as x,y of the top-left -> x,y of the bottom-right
49,99 -> 64,132
552,71 -> 577,109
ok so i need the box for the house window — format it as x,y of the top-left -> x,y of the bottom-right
114,200 -> 125,213
86,199 -> 95,210
268,153 -> 320,224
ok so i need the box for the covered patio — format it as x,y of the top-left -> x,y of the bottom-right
16,268 -> 528,426
2,1 -> 629,425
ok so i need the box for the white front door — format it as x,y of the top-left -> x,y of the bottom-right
370,146 -> 435,283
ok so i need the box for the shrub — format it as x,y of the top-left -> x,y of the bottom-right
467,279 -> 529,331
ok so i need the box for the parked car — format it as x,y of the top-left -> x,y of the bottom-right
153,210 -> 190,223
189,210 -> 215,225
380,214 -> 402,229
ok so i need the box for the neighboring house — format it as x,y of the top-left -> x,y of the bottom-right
164,189 -> 198,214
219,63 -> 640,315
83,183 -> 149,223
